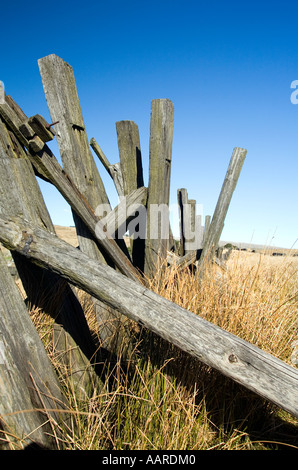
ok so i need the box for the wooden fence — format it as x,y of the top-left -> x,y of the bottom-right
0,54 -> 297,448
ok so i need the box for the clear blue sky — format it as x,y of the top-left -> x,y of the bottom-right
1,0 -> 298,248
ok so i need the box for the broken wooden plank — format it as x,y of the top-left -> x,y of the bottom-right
116,120 -> 144,195
38,54 -> 140,354
28,134 -> 45,152
90,137 -> 124,196
144,99 -> 174,276
199,147 -> 247,270
0,117 -> 101,378
1,94 -> 137,279
1,214 -> 297,419
116,120 -> 145,270
28,114 -> 55,142
177,190 -> 203,258
30,145 -> 141,279
0,248 -> 66,449
1,94 -> 139,356
90,137 -> 111,173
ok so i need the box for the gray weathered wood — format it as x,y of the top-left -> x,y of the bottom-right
144,99 -> 174,275
38,54 -> 110,261
0,116 -> 99,377
0,95 -> 138,279
2,95 -> 137,357
203,215 -> 211,244
177,190 -> 204,258
29,143 -> 140,280
28,114 -> 56,142
38,54 -> 137,353
90,137 -> 111,173
199,147 -> 247,269
177,188 -> 188,256
116,120 -> 144,195
0,250 -> 66,449
1,214 -> 297,419
90,137 -> 124,196
116,120 -> 145,270
187,200 -> 204,253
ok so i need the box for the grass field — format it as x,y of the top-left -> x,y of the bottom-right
2,228 -> 298,450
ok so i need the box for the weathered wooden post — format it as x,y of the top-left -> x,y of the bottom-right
38,54 -> 111,263
116,120 -> 144,195
116,120 -> 146,271
177,188 -> 188,256
38,54 -> 136,355
0,95 -> 138,280
199,147 -> 247,272
0,250 -> 67,449
0,114 -> 101,397
144,99 -> 174,276
177,189 -> 204,261
188,199 -> 204,254
203,215 -> 211,244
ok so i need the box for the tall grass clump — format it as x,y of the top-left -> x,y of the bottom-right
26,249 -> 297,450
148,250 -> 298,364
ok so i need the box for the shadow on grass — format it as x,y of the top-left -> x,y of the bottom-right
136,330 -> 298,450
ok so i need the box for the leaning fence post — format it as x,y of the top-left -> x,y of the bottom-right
187,199 -> 204,254
0,250 -> 67,449
38,53 -> 135,356
38,54 -> 111,262
144,99 -> 174,276
177,188 -> 188,256
0,113 -> 100,380
199,147 -> 247,271
203,215 -> 211,244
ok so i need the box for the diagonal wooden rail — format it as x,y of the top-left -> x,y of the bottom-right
0,214 -> 297,419
0,95 -> 141,282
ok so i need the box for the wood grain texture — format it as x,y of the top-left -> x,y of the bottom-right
38,54 -> 110,260
144,99 -> 174,275
0,115 -> 99,371
116,120 -> 145,270
1,215 -> 297,419
90,137 -> 124,197
116,120 -> 144,195
38,54 -> 138,353
0,250 -> 66,449
200,147 -> 247,268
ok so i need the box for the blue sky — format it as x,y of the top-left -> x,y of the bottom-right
1,0 -> 298,248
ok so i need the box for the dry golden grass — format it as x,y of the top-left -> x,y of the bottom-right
148,250 -> 298,364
